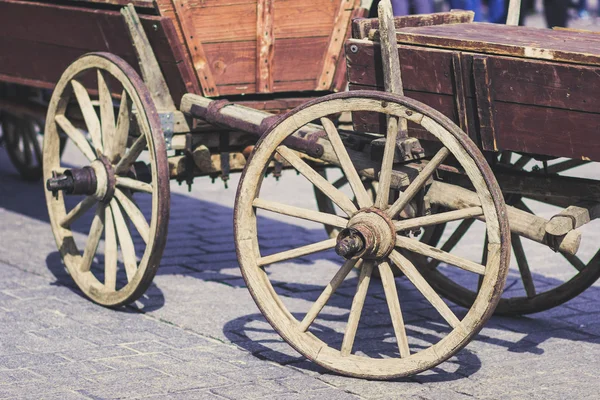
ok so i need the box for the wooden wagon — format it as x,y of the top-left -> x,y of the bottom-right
1,0 -> 598,380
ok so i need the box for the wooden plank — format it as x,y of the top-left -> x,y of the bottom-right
256,0 -> 274,93
331,6 -> 368,92
183,0 -> 339,44
203,37 -> 328,86
349,84 -> 459,140
316,0 -> 359,90
493,102 -> 600,161
34,0 -> 156,9
170,0 -> 219,96
161,17 -> 202,97
352,10 -> 474,39
487,55 -> 600,114
345,39 -> 456,95
472,56 -> 497,151
391,22 -> 600,68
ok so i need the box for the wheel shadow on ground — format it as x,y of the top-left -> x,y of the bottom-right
3,158 -> 600,380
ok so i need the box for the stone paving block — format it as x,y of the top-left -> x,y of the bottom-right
18,390 -> 91,400
95,352 -> 184,371
58,345 -> 139,362
158,359 -> 236,377
210,379 -> 293,400
266,388 -> 362,400
0,352 -> 70,370
0,369 -> 45,385
141,389 -> 228,399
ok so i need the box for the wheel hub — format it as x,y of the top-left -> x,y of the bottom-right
335,208 -> 396,260
46,155 -> 116,203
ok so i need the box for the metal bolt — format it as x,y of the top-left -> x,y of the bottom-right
350,44 -> 359,53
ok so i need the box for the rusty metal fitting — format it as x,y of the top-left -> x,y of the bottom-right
335,208 -> 396,260
46,166 -> 97,196
335,228 -> 366,259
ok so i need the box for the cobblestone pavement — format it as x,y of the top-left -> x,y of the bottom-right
2,15 -> 600,399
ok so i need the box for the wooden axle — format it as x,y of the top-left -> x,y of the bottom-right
180,93 -> 426,187
427,181 -> 581,255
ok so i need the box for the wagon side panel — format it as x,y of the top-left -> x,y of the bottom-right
346,25 -> 600,162
0,0 -> 199,106
157,0 -> 363,97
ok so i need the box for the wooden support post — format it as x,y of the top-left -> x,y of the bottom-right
506,0 -> 521,26
121,4 -> 190,134
121,4 -> 176,112
377,0 -> 408,138
256,0 -> 274,93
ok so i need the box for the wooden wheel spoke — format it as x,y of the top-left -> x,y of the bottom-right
55,115 -> 96,161
511,233 -> 535,298
394,207 -> 483,232
112,90 -> 131,163
110,200 -> 138,282
299,259 -> 359,332
71,79 -> 102,152
562,252 -> 586,272
60,196 -> 97,228
389,250 -> 460,328
512,155 -> 531,171
116,176 -> 153,194
80,204 -> 106,273
277,146 -> 357,216
114,134 -> 147,175
387,147 -> 450,219
428,218 -> 475,269
97,70 -> 116,159
114,189 -> 150,244
257,238 -> 337,267
332,175 -> 348,189
104,206 -> 118,291
321,117 -> 371,208
253,198 -> 348,229
547,159 -> 590,174
375,116 -> 399,210
396,235 -> 485,275
378,261 -> 410,357
341,260 -> 374,356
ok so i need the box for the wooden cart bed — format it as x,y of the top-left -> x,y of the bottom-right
347,20 -> 600,162
0,0 -> 365,108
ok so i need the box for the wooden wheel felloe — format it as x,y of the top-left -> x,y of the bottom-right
43,53 -> 169,307
421,153 -> 600,315
234,91 -> 510,379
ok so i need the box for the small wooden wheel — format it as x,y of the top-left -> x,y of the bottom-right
234,91 -> 510,379
43,53 -> 170,307
421,153 -> 600,315
2,114 -> 44,181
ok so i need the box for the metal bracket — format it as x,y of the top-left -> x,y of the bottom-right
159,112 -> 175,150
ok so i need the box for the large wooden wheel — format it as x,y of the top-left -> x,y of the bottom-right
43,53 -> 170,307
420,153 -> 600,315
234,91 -> 510,379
